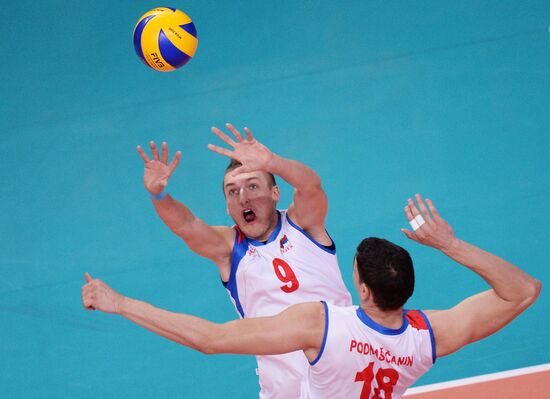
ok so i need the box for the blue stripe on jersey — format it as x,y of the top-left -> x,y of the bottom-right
310,301 -> 329,366
418,310 -> 437,364
248,211 -> 282,246
285,214 -> 336,255
222,230 -> 248,318
356,307 -> 409,335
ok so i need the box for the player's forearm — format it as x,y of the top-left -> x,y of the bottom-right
119,297 -> 220,353
268,154 -> 322,193
152,194 -> 197,237
442,239 -> 541,306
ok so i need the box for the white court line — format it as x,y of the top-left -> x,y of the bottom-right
405,363 -> 550,395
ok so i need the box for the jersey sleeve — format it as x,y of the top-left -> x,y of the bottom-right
406,309 -> 436,364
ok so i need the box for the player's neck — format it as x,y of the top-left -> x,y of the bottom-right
360,304 -> 404,330
259,210 -> 280,241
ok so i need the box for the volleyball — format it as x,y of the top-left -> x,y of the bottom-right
133,7 -> 198,72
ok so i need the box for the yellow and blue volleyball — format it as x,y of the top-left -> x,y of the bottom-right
133,7 -> 198,72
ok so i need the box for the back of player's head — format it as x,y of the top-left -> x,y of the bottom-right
222,159 -> 277,193
355,237 -> 415,311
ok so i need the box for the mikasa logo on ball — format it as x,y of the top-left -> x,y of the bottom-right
168,27 -> 182,39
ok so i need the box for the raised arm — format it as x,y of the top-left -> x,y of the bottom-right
137,141 -> 233,278
401,194 -> 541,357
208,124 -> 330,244
81,273 -> 325,361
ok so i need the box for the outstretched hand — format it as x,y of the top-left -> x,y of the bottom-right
81,272 -> 125,314
137,141 -> 182,195
401,194 -> 457,252
207,123 -> 274,176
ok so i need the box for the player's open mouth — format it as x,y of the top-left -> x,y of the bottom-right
243,208 -> 256,223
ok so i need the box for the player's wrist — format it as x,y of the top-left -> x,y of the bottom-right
440,237 -> 462,256
265,152 -> 281,174
116,295 -> 131,315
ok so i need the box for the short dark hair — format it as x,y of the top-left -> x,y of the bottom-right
355,237 -> 415,311
222,159 -> 277,193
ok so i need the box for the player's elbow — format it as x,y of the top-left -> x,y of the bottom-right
521,278 -> 542,309
196,328 -> 227,355
197,342 -> 217,355
190,334 -> 220,355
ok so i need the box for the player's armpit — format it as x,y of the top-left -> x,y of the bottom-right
207,302 -> 326,360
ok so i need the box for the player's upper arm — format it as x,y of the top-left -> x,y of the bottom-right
205,302 -> 326,360
154,196 -> 234,269
287,186 -> 331,246
177,222 -> 234,279
426,288 -> 535,357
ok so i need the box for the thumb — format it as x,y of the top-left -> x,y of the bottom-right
85,272 -> 93,283
401,228 -> 416,241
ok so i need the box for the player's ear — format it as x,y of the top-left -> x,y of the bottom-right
359,282 -> 371,302
272,185 -> 280,202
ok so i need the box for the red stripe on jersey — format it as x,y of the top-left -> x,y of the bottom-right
233,225 -> 245,244
406,310 -> 428,330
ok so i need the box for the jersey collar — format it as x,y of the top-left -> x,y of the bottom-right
248,211 -> 282,246
356,307 -> 409,335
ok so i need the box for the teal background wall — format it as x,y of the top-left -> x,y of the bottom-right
1,1 -> 548,397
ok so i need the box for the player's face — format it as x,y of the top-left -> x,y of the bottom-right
223,171 -> 280,241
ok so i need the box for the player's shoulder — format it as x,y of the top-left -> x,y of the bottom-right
297,301 -> 341,319
287,301 -> 327,329
323,303 -> 358,322
211,225 -> 239,247
280,208 -> 335,251
405,309 -> 432,331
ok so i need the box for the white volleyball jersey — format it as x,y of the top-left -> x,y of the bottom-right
302,302 -> 435,399
224,210 -> 352,399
